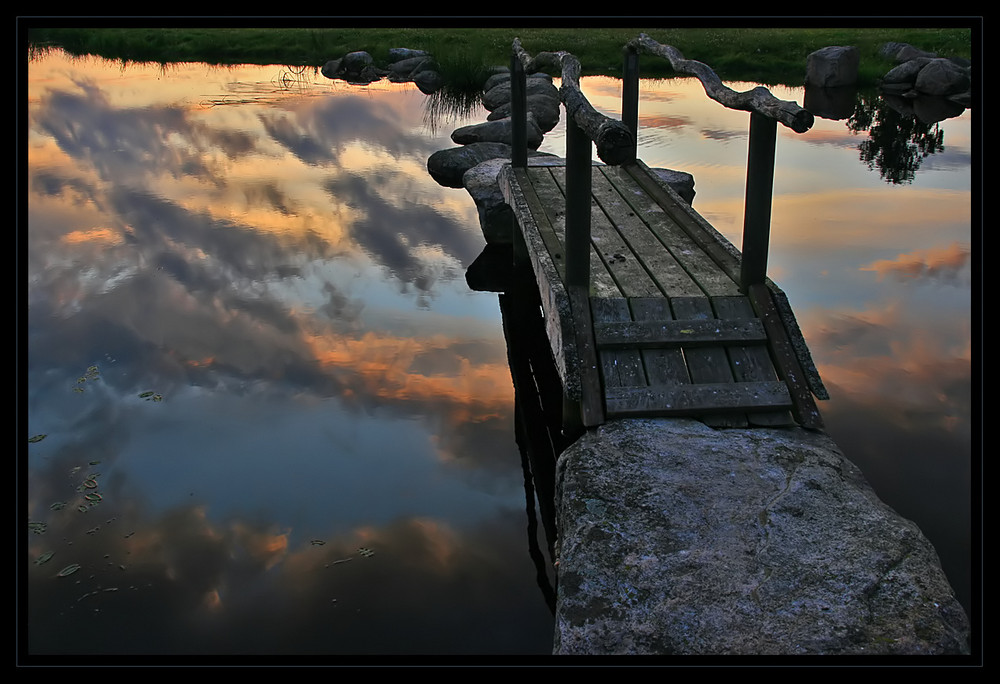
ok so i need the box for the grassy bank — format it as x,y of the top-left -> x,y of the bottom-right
25,25 -> 974,87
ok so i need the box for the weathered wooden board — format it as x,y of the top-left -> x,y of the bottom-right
594,317 -> 767,348
503,158 -> 822,430
747,283 -> 824,429
589,168 -> 702,297
591,297 -> 644,388
618,162 -> 744,292
527,165 -> 620,297
667,296 -> 746,427
605,381 -> 792,417
713,295 -> 793,426
629,297 -> 689,387
602,164 -> 740,297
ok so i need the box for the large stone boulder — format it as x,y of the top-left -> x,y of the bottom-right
462,157 -> 517,244
488,94 -> 562,133
451,112 -> 544,149
386,55 -> 435,81
427,142 -> 521,188
805,46 -> 860,88
388,47 -> 430,62
321,51 -> 386,84
877,43 -> 972,107
649,168 -> 695,206
553,418 -> 970,655
482,75 -> 561,111
412,69 -> 445,94
915,58 -> 972,97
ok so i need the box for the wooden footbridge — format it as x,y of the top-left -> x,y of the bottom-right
499,35 -> 828,433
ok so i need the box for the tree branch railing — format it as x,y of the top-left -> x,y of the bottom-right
510,39 -> 636,289
625,34 -> 814,293
509,34 -> 815,294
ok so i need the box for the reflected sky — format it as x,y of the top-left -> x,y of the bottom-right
571,75 -> 974,615
25,52 -> 550,658
24,51 -> 975,658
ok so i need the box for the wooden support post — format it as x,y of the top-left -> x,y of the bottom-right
565,115 -> 591,290
621,46 -> 639,163
740,111 -> 777,293
511,53 -> 527,169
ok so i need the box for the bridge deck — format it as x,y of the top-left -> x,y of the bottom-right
500,156 -> 825,430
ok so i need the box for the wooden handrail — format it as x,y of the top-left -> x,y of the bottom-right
626,33 -> 814,133
509,35 -> 814,294
624,34 -> 815,291
512,38 -> 634,165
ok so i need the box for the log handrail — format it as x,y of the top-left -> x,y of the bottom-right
626,33 -> 814,134
623,34 -> 815,290
512,38 -> 635,165
509,35 -> 815,294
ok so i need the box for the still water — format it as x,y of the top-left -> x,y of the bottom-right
23,50 -> 974,658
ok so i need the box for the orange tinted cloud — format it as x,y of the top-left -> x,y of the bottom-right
860,242 -> 971,282
304,329 -> 513,416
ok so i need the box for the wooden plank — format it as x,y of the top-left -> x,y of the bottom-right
747,284 -> 824,429
620,162 -> 744,290
595,317 -> 766,348
629,297 -> 690,386
550,166 -> 660,298
713,295 -> 793,426
568,284 -> 604,428
501,163 -> 581,403
520,166 -> 568,282
591,167 -> 703,297
591,298 -> 645,388
605,381 -> 792,417
528,165 -> 620,297
603,164 -> 740,297
670,295 -> 746,427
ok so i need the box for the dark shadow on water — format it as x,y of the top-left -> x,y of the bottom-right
468,243 -> 570,617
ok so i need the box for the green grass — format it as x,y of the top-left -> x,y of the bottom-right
25,26 -> 974,88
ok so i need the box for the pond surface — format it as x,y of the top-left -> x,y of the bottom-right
23,50 -> 974,660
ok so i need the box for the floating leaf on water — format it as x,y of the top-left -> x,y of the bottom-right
28,521 -> 47,534
358,547 -> 375,558
310,539 -> 326,546
73,387 -> 84,393
50,501 -> 67,511
138,391 -> 154,398
83,478 -> 99,489
57,563 -> 81,577
89,460 -> 101,465
28,434 -> 47,443
34,551 -> 55,566
84,492 -> 102,503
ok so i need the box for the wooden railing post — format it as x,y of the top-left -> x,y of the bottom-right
511,52 -> 528,168
622,46 -> 639,163
740,111 -> 777,292
565,114 -> 592,289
